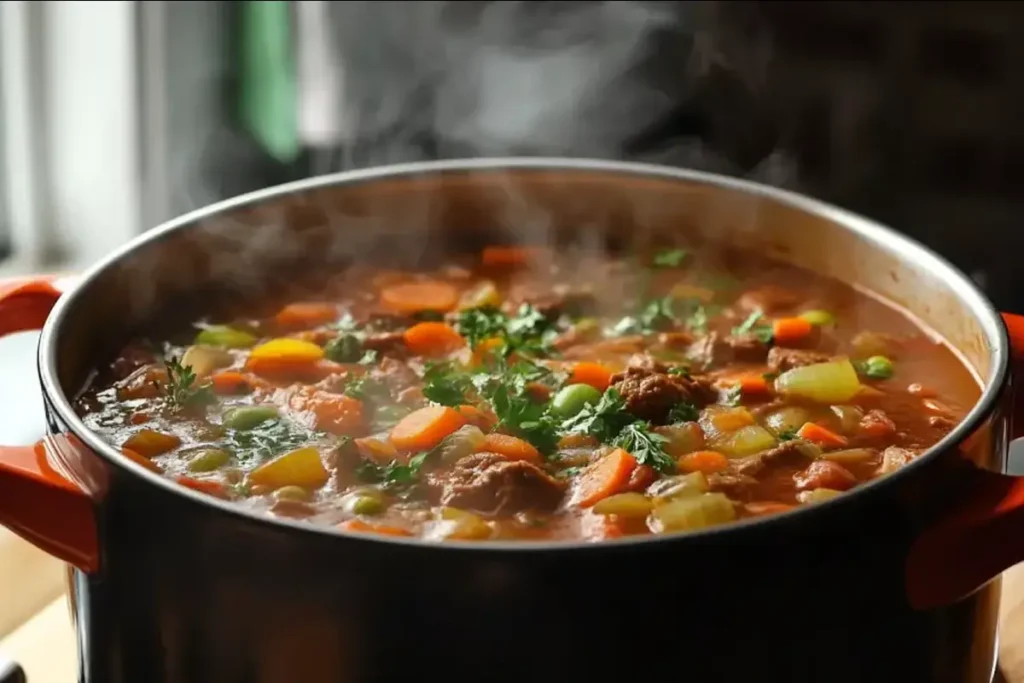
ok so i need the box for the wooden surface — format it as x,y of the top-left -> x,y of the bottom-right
2,564 -> 1024,683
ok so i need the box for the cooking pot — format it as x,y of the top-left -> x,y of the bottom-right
1,159 -> 1023,683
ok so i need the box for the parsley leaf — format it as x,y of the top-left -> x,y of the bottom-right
685,305 -> 710,334
356,451 -> 430,488
455,304 -> 556,359
560,389 -> 634,442
732,309 -> 774,344
422,361 -> 475,406
163,357 -> 215,409
613,422 -> 675,473
668,401 -> 699,423
455,306 -> 508,349
778,428 -> 798,441
324,334 -> 364,363
226,418 -> 314,462
721,384 -> 743,407
652,248 -> 689,268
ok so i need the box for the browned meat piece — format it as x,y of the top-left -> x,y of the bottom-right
706,472 -> 759,498
737,285 -> 802,314
731,440 -> 819,476
372,356 -> 419,390
686,332 -> 769,369
507,281 -> 598,319
362,330 -> 407,355
794,460 -> 857,491
110,344 -> 158,380
859,409 -> 896,438
609,356 -> 716,424
431,453 -> 567,516
767,347 -> 832,373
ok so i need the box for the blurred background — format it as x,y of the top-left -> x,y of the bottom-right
0,0 -> 1022,308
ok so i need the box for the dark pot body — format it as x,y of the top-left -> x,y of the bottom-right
3,160 -> 1020,683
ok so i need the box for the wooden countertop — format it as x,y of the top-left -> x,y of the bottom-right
4,563 -> 1024,683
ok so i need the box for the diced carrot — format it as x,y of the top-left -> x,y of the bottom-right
572,448 -> 638,508
677,450 -> 730,474
121,447 -> 161,473
128,412 -> 150,425
389,405 -> 467,452
246,357 -> 346,383
122,429 -> 181,458
624,464 -> 657,492
402,322 -> 465,357
477,433 -> 542,463
569,362 -> 615,391
796,422 -> 849,448
380,281 -> 459,314
354,437 -> 400,462
557,433 -> 599,449
176,476 -> 228,498
772,317 -> 814,346
718,373 -> 770,396
481,245 -> 546,268
210,371 -> 252,395
859,409 -> 896,439
746,501 -> 797,516
456,404 -> 498,431
274,302 -> 339,329
289,388 -> 366,436
338,518 -> 414,537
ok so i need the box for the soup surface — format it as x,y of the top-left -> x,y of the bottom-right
76,245 -> 980,542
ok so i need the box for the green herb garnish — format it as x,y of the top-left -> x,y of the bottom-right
356,451 -> 430,488
612,422 -> 675,473
226,418 -> 315,462
163,357 -> 215,409
668,401 -> 699,423
324,334 -> 364,363
778,428 -> 798,441
652,248 -> 689,268
422,361 -> 475,406
721,384 -> 743,407
560,389 -> 634,443
732,309 -> 774,344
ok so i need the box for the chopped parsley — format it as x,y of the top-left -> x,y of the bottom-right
721,384 -> 743,407
455,304 -> 557,358
732,310 -> 774,344
324,334 -> 364,363
668,401 -> 699,423
652,248 -> 689,268
778,428 -> 798,441
356,451 -> 430,488
226,418 -> 315,462
560,389 -> 634,442
613,422 -> 675,473
666,365 -> 691,378
163,357 -> 215,409
421,361 -> 475,406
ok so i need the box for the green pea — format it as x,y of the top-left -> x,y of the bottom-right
194,325 -> 257,349
350,495 -> 384,516
861,355 -> 894,380
550,383 -> 602,419
799,310 -> 835,327
324,334 -> 364,363
186,447 -> 232,473
222,405 -> 279,430
274,485 -> 311,502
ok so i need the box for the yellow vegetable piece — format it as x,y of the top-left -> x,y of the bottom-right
775,358 -> 862,404
248,446 -> 329,490
123,429 -> 181,458
249,338 -> 325,363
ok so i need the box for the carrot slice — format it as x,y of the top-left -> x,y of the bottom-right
796,422 -> 849,448
121,447 -> 161,473
772,317 -> 814,346
389,405 -> 467,452
746,501 -> 797,516
718,372 -> 769,396
289,388 -> 366,436
176,476 -> 228,498
380,281 -> 459,314
246,358 -> 346,383
210,371 -> 252,395
402,322 -> 465,356
481,246 -> 546,268
677,450 -> 730,474
456,404 -> 498,431
477,433 -> 542,463
572,448 -> 638,508
338,519 -> 414,537
569,362 -> 615,391
274,302 -> 339,329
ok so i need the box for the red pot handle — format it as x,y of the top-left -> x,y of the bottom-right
905,312 -> 1024,609
0,275 -> 99,572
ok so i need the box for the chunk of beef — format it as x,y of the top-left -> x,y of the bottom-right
706,472 -> 759,498
362,330 -> 407,355
609,356 -> 716,424
794,460 -> 857,491
737,285 -> 802,314
731,440 -> 819,476
432,453 -> 567,516
686,332 -> 770,370
767,346 -> 832,373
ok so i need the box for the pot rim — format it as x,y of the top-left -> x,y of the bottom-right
36,157 -> 1010,551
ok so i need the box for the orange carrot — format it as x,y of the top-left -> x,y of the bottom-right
289,388 -> 366,436
569,362 -> 615,391
471,337 -> 506,366
210,371 -> 252,395
771,317 -> 813,346
557,433 -> 599,449
121,447 -> 161,473
477,433 -> 542,463
176,476 -> 228,498
246,357 -> 346,383
677,450 -> 730,474
354,436 -> 400,462
456,404 -> 498,431
402,322 -> 465,356
338,519 -> 413,537
274,302 -> 339,329
718,372 -> 770,396
380,281 -> 459,314
587,515 -> 627,541
746,501 -> 797,516
572,448 -> 638,508
481,245 -> 546,268
796,422 -> 849,448
389,405 -> 467,452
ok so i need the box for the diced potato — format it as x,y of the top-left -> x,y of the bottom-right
459,280 -> 501,310
713,425 -> 776,458
831,405 -> 864,434
123,429 -> 181,458
879,447 -> 915,474
797,488 -> 843,504
248,338 -> 325,363
700,406 -> 755,440
186,447 -> 231,473
436,425 -> 487,463
180,345 -> 233,378
776,359 -> 862,404
763,407 -> 811,437
248,446 -> 329,490
434,507 -> 493,540
592,493 -> 653,518
650,493 -> 737,533
656,422 -> 705,457
648,472 -> 709,504
821,448 -> 877,465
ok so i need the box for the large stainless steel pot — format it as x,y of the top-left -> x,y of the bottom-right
0,159 -> 1023,683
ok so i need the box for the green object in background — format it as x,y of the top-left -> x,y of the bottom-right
238,1 -> 298,163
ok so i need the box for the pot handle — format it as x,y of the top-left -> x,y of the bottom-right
905,312 -> 1024,610
0,275 -> 99,572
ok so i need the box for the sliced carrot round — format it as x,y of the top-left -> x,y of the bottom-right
677,450 -> 729,474
274,302 -> 339,329
477,433 -> 541,463
380,281 -> 459,314
289,388 -> 366,436
403,322 -> 465,357
572,448 -> 637,508
389,405 -> 467,452
569,362 -> 615,391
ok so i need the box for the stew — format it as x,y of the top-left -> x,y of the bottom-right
75,245 -> 980,542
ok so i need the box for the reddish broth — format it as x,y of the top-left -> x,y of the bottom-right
75,246 -> 980,542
